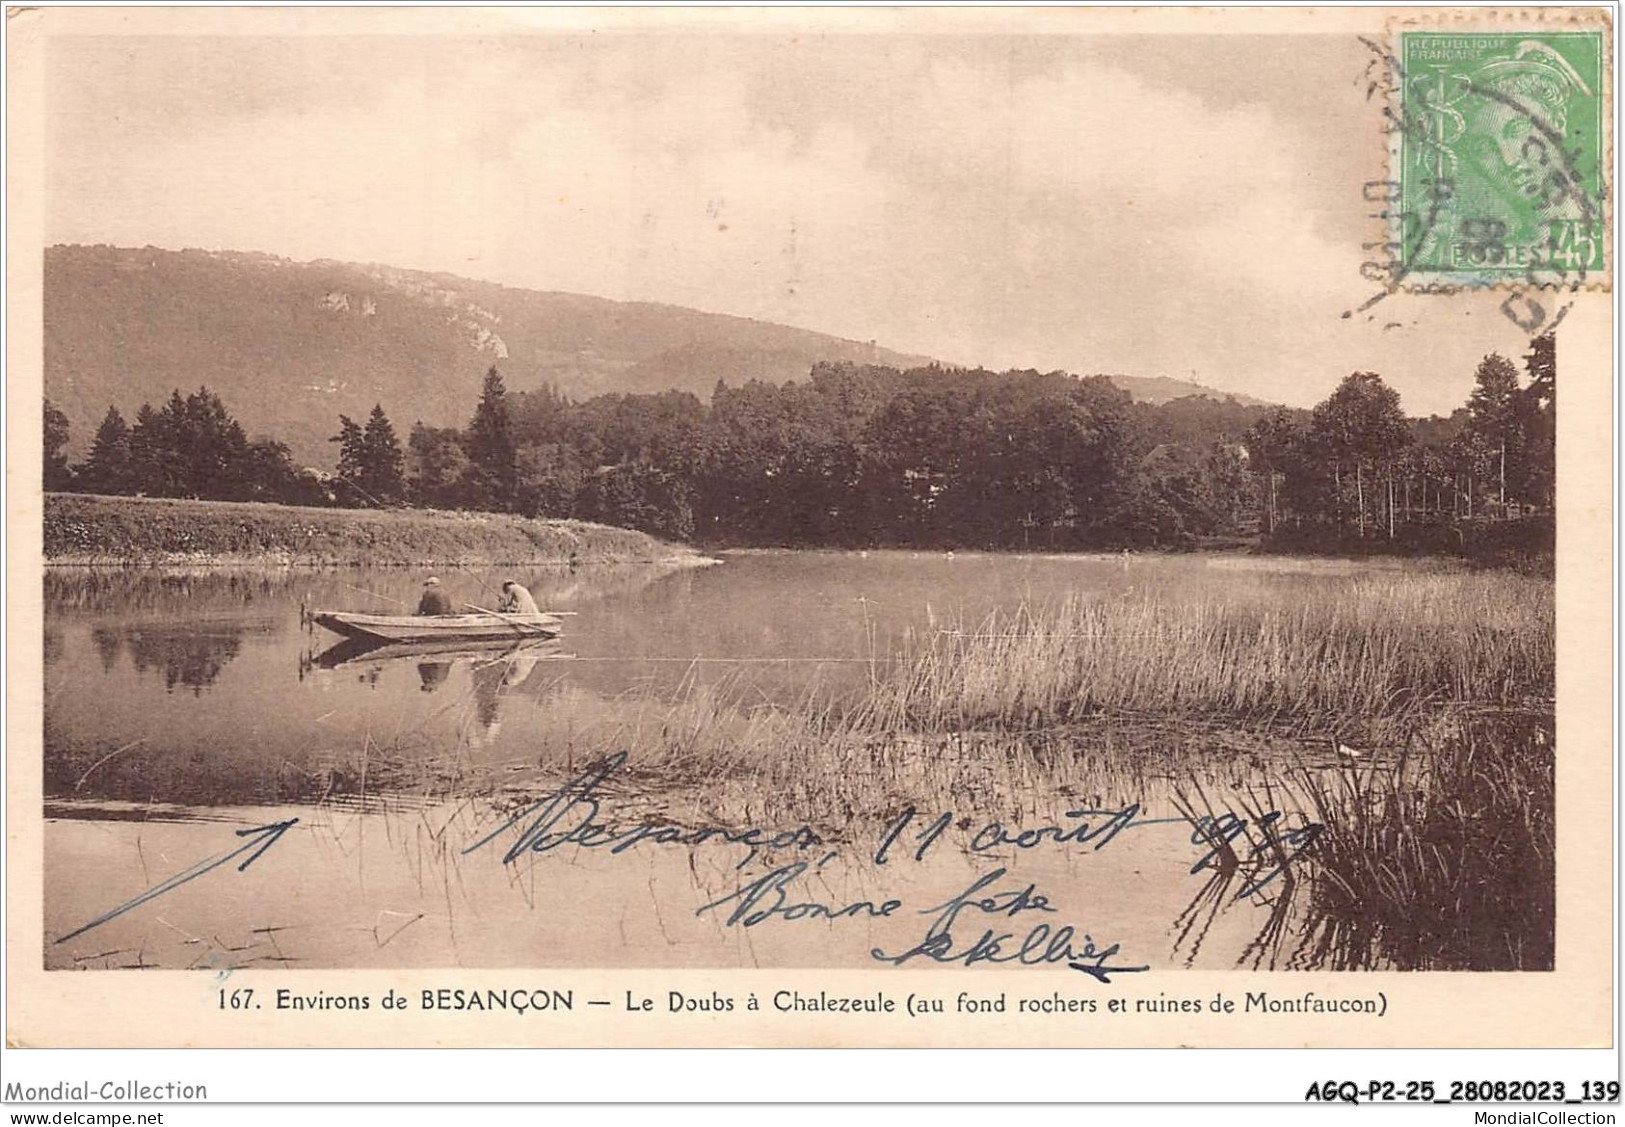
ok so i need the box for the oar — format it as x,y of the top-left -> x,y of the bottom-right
464,601 -> 578,617
463,603 -> 562,637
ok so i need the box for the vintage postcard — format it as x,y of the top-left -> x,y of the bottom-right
4,5 -> 1616,1070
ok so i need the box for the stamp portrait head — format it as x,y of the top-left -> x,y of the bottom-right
1468,41 -> 1594,203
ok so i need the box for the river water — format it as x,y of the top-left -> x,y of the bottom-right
43,551 -> 1428,973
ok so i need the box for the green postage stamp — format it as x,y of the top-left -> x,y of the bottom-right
1397,30 -> 1607,287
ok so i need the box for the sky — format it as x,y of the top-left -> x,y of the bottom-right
44,21 -> 1543,415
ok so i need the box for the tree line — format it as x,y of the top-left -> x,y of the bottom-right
45,333 -> 1555,551
45,388 -> 324,505
1246,333 -> 1554,546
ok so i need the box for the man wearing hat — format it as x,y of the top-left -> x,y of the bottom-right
416,576 -> 453,616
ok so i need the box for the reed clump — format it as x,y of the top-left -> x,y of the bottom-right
872,572 -> 1553,741
1285,709 -> 1554,971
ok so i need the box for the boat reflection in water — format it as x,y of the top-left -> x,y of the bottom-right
309,635 -> 564,671
468,651 -> 547,734
418,660 -> 452,693
304,634 -> 566,728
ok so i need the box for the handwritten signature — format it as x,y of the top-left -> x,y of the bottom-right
696,861 -> 1149,981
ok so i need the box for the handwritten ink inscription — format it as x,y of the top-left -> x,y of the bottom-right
58,753 -> 1322,977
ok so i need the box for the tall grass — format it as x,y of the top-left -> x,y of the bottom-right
1285,709 -> 1554,970
431,680 -> 1282,849
871,573 -> 1553,741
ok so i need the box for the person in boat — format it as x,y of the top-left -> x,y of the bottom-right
416,576 -> 453,616
499,580 -> 540,615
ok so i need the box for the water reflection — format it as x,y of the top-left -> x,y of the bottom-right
91,627 -> 122,674
303,634 -> 566,738
471,661 -> 506,732
1169,808 -> 1313,972
40,714 -> 1551,973
63,622 -> 247,695
307,635 -> 560,672
471,653 -> 546,734
45,569 -> 303,615
125,627 -> 244,695
34,774 -> 1346,972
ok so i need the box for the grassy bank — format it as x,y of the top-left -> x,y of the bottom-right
44,493 -> 698,567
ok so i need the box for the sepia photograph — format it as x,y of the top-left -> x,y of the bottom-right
5,5 -> 1614,1066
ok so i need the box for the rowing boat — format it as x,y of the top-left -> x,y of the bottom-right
310,610 -> 563,643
